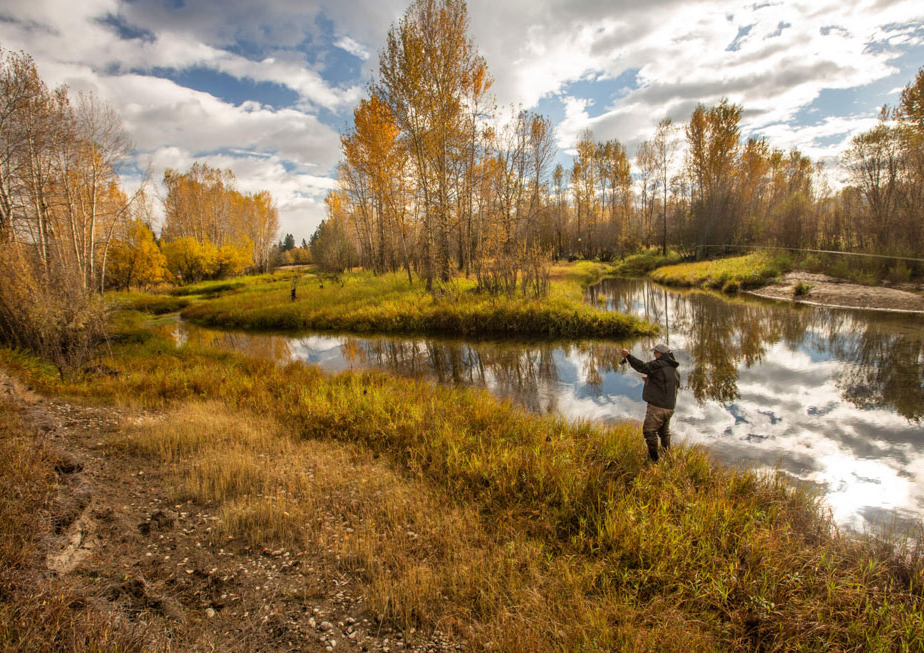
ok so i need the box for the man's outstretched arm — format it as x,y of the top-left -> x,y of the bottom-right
621,349 -> 655,374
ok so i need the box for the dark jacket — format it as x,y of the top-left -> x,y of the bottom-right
626,352 -> 681,410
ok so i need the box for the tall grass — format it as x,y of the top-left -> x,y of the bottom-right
180,265 -> 656,339
650,253 -> 789,292
611,249 -> 684,277
5,327 -> 923,650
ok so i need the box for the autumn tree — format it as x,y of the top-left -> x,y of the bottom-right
0,47 -> 137,372
106,218 -> 167,290
162,162 -> 279,280
652,118 -> 680,256
685,99 -> 743,251
375,0 -> 489,288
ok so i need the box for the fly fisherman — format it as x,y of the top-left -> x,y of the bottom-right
620,344 -> 681,462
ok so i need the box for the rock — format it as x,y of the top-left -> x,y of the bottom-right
206,608 -> 216,618
320,621 -> 333,632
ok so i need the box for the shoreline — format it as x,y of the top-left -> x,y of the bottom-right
748,271 -> 924,314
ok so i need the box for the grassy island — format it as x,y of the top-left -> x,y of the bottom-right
650,252 -> 789,293
178,262 -> 656,339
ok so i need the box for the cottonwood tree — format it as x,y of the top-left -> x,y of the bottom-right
0,47 -> 139,371
162,162 -> 279,279
375,0 -> 488,289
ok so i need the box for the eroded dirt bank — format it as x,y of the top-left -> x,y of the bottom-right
749,271 -> 924,313
0,370 -> 459,652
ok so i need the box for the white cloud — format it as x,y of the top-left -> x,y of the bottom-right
468,0 -> 922,158
334,36 -> 370,61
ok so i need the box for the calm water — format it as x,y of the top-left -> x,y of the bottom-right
161,280 -> 924,533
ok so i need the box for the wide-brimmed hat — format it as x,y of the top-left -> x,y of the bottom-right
651,343 -> 671,354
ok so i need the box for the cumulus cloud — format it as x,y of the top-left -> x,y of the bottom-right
467,0 -> 922,158
2,0 -> 921,235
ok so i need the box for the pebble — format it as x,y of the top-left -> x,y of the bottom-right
320,621 -> 333,632
205,608 -> 216,618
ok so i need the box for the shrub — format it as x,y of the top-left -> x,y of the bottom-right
0,245 -> 108,376
888,261 -> 912,284
792,281 -> 813,297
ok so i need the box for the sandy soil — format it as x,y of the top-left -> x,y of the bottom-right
1,371 -> 460,652
749,271 -> 924,313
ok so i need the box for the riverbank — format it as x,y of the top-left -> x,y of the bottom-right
1,320 -> 922,651
647,253 -> 924,312
178,262 -> 657,339
751,271 -> 924,313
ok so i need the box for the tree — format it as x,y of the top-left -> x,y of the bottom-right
162,162 -> 279,276
162,237 -> 215,284
652,118 -> 680,256
844,115 -> 902,252
106,218 -> 167,290
375,0 -> 489,288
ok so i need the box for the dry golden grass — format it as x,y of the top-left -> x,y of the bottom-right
5,328 -> 924,651
112,401 -> 723,650
108,397 -> 924,651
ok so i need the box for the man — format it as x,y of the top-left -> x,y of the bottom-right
620,343 -> 681,462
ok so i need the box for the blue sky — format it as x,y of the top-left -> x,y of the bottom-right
1,0 -> 922,240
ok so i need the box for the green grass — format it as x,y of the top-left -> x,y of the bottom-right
107,291 -> 191,315
650,253 -> 789,292
610,249 -> 684,277
3,324 -> 923,650
179,264 -> 656,339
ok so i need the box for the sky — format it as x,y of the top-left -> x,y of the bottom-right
1,0 -> 922,241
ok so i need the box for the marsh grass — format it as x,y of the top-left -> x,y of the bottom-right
179,264 -> 656,339
6,327 -> 923,651
650,253 -> 788,292
611,249 -> 684,277
108,291 -> 191,315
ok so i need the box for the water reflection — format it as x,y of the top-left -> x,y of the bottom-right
158,280 -> 924,533
588,280 -> 924,420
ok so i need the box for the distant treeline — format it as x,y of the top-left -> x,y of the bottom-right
314,0 -> 924,288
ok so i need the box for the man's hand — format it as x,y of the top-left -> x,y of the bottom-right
620,348 -> 629,358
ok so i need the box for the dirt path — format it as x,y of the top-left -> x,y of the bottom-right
1,371 -> 458,652
749,271 -> 924,313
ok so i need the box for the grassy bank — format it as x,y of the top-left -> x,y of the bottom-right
610,249 -> 684,277
650,252 -> 789,292
180,263 -> 656,339
2,319 -> 922,651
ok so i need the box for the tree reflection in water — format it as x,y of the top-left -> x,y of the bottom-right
592,278 -> 924,421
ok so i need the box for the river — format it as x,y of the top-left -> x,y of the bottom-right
158,278 -> 924,534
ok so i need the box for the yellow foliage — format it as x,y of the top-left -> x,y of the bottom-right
106,220 -> 168,290
162,237 -> 212,283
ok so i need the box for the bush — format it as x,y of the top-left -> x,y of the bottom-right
792,281 -> 813,297
0,245 -> 108,376
888,261 -> 912,284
